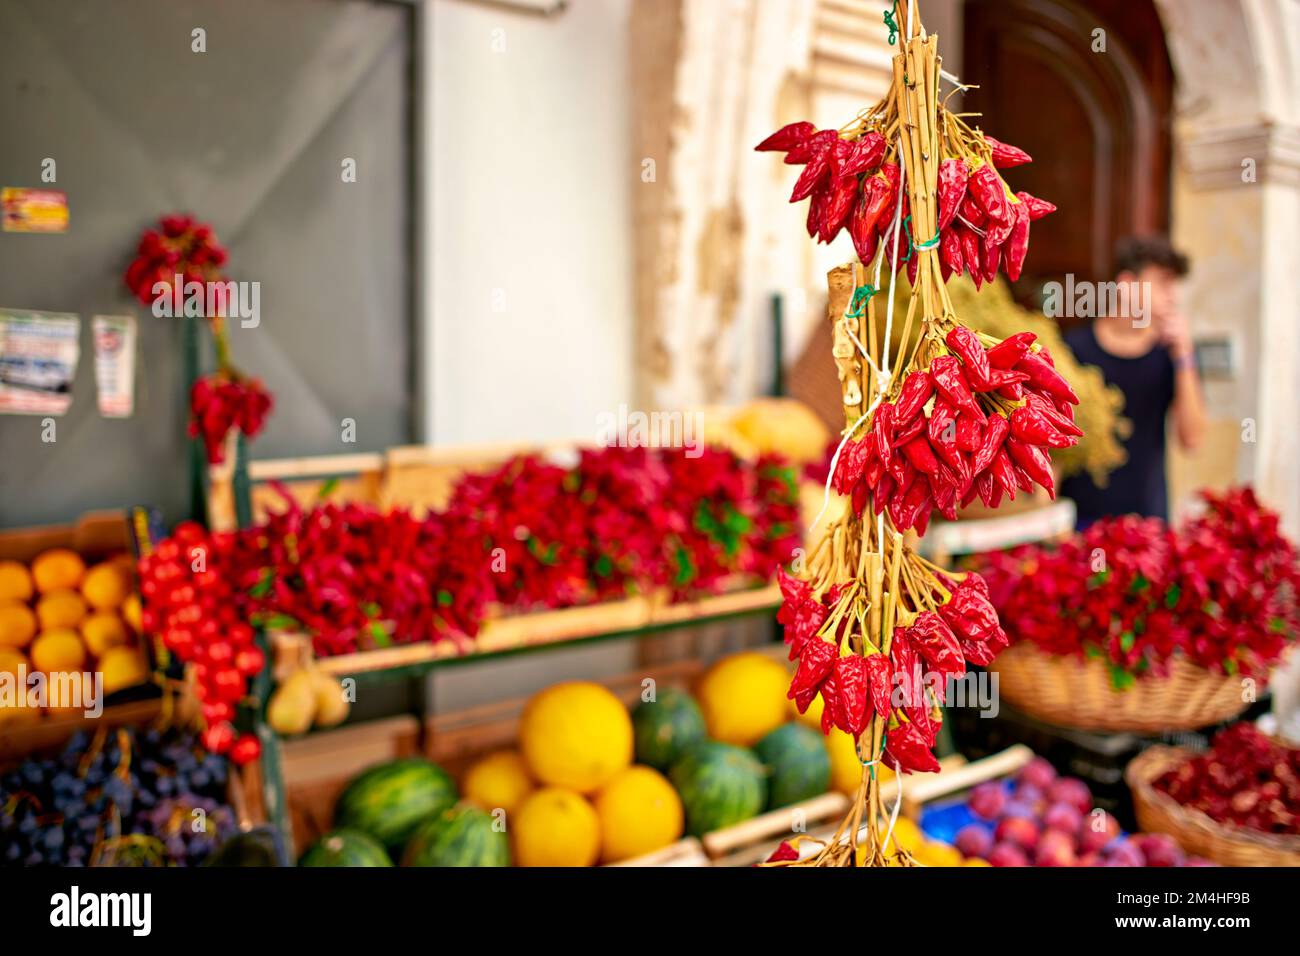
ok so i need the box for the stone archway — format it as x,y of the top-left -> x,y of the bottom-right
1155,0 -> 1300,535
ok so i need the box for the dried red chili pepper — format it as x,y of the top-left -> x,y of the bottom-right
945,326 -> 992,389
911,611 -> 965,679
956,412 -> 983,452
894,413 -> 927,446
1009,405 -> 1075,449
765,841 -> 800,863
836,131 -> 886,178
970,413 -> 1010,476
940,226 -> 963,280
790,152 -> 831,203
833,655 -> 872,736
896,478 -> 932,531
755,121 -> 817,153
783,128 -> 836,165
937,158 -> 969,231
864,652 -> 893,718
1006,436 -> 1055,495
986,331 -> 1036,369
1015,190 -> 1056,221
820,173 -> 860,242
849,182 -> 883,263
806,192 -> 825,239
902,436 -> 940,475
976,469 -> 995,506
874,163 -> 901,233
958,195 -> 987,228
873,402 -> 895,470
991,447 -> 1018,496
968,164 -> 1011,224
929,355 -> 982,418
984,135 -> 1032,168
1026,391 -> 1083,437
906,250 -> 919,286
981,234 -> 1001,283
789,636 -> 837,709
1016,351 -> 1080,404
958,224 -> 982,287
939,582 -> 1001,642
884,721 -> 941,774
1004,202 -> 1030,281
872,473 -> 894,516
895,369 -> 933,425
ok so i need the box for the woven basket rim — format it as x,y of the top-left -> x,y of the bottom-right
1126,745 -> 1300,853
1001,640 -> 1255,684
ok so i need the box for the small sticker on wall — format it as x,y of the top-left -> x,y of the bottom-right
2,188 -> 69,233
0,308 -> 80,415
93,315 -> 136,418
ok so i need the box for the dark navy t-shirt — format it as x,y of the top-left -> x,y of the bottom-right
1059,324 -> 1176,527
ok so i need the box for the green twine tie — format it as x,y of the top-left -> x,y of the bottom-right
900,214 -> 941,262
884,1 -> 900,45
845,284 -> 877,319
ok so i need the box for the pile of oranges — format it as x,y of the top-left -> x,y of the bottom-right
0,548 -> 150,723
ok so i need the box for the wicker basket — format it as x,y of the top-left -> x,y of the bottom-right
991,641 -> 1252,733
1126,745 -> 1300,866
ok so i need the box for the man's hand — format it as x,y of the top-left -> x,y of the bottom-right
1157,309 -> 1194,361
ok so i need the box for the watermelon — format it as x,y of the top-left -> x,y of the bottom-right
632,688 -> 707,771
669,741 -> 766,836
402,805 -> 509,867
299,829 -> 393,867
754,723 -> 831,809
333,758 -> 457,851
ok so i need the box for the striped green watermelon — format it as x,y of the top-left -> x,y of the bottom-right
754,723 -> 830,810
299,829 -> 393,867
402,805 -> 509,867
333,758 -> 457,852
632,688 -> 707,771
669,741 -> 766,836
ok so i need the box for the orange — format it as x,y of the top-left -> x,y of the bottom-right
98,646 -> 148,694
0,602 -> 38,648
0,647 -> 28,675
121,593 -> 143,633
81,611 -> 130,656
31,548 -> 85,594
36,590 -> 87,630
0,560 -> 33,602
81,562 -> 131,610
30,629 -> 87,673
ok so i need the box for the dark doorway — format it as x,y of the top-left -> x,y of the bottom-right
963,0 -> 1175,302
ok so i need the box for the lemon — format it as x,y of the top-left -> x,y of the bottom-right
0,560 -> 33,603
0,647 -> 28,675
962,857 -> 992,867
695,651 -> 790,746
0,602 -> 38,649
30,629 -> 87,673
913,840 -> 964,867
879,816 -> 923,854
81,611 -> 130,656
788,689 -> 825,729
463,750 -> 536,817
31,549 -> 85,594
36,590 -> 87,630
594,765 -> 684,863
81,562 -> 131,611
513,788 -> 601,867
121,593 -> 143,633
98,646 -> 148,694
518,682 -> 633,793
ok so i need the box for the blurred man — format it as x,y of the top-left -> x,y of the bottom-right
1060,236 -> 1207,527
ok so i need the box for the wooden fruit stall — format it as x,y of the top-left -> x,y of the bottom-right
203,439 -> 792,857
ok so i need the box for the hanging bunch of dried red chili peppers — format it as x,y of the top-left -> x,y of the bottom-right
754,1 -> 1080,868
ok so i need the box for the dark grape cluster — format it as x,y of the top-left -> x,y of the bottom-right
0,728 -> 238,867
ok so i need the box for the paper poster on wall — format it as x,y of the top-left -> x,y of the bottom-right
0,309 -> 80,415
92,315 -> 136,418
2,188 -> 69,233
